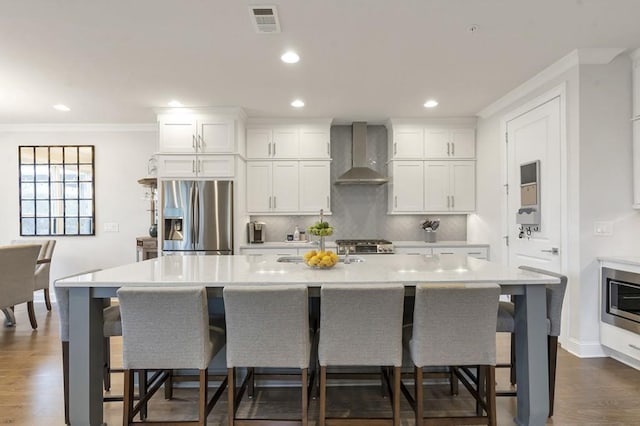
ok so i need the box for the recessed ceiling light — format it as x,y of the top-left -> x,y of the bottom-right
423,100 -> 439,108
53,104 -> 70,112
281,51 -> 300,64
168,100 -> 183,107
291,99 -> 305,108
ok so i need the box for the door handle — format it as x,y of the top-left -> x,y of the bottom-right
541,247 -> 559,255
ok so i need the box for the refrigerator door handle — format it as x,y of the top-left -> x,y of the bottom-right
189,183 -> 196,247
194,183 -> 200,245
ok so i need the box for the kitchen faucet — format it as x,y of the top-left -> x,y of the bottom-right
344,247 -> 351,264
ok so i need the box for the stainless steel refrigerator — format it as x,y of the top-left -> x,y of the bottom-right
162,180 -> 233,255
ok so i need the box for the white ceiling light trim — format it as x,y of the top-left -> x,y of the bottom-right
424,100 -> 439,108
53,104 -> 70,112
281,51 -> 300,64
291,99 -> 305,108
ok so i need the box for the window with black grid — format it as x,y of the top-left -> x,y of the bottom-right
19,146 -> 95,236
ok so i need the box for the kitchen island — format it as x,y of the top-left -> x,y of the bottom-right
57,254 -> 558,426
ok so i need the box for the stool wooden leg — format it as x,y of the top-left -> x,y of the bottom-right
415,366 -> 424,426
164,369 -> 174,400
103,338 -> 111,391
477,365 -> 486,416
138,370 -> 148,420
248,367 -> 255,398
123,370 -> 134,426
450,366 -> 459,395
548,335 -> 558,417
301,368 -> 308,426
44,288 -> 52,311
319,366 -> 327,426
487,365 -> 497,426
198,369 -> 208,426
227,368 -> 235,426
27,301 -> 37,329
393,366 -> 401,426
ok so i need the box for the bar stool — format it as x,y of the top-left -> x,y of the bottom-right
318,284 -> 405,426
402,283 -> 500,426
496,266 -> 567,417
117,286 -> 226,426
223,285 -> 312,426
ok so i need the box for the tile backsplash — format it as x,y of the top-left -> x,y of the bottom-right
250,125 -> 467,242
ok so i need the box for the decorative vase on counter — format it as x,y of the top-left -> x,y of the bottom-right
149,223 -> 158,238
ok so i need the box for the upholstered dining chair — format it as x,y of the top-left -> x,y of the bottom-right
0,244 -> 41,329
402,283 -> 500,426
496,266 -> 568,417
318,284 -> 405,426
11,239 -> 57,312
117,286 -> 226,426
223,284 -> 312,426
55,270 -> 149,425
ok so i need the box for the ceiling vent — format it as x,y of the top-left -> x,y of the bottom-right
249,6 -> 281,34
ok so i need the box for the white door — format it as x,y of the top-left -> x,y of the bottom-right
246,128 -> 272,158
393,128 -> 424,158
299,161 -> 331,212
392,161 -> 424,212
272,161 -> 299,212
272,127 -> 299,158
299,127 -> 330,159
158,119 -> 197,153
507,97 -> 562,271
246,162 -> 272,213
450,161 -> 475,212
424,161 -> 450,211
198,119 -> 234,153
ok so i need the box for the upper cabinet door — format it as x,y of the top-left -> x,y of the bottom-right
450,129 -> 475,159
246,162 -> 273,213
424,128 -> 452,158
159,119 -> 197,153
393,128 -> 424,158
299,126 -> 330,159
272,161 -> 299,212
424,161 -> 450,211
198,119 -> 234,153
272,127 -> 300,158
391,161 -> 424,212
299,161 -> 331,212
246,128 -> 273,158
156,155 -> 198,178
449,161 -> 475,212
634,57 -> 640,119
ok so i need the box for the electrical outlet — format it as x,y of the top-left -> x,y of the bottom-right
593,221 -> 612,236
103,222 -> 119,233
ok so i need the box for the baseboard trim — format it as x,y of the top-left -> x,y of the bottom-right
562,337 -> 607,358
602,347 -> 640,370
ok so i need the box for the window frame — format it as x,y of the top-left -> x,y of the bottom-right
18,145 -> 96,236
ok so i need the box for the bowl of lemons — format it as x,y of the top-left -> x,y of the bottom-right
303,250 -> 338,269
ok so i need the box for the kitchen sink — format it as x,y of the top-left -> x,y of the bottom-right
276,255 -> 365,264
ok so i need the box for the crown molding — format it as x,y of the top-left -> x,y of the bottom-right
477,48 -> 625,119
0,123 -> 157,133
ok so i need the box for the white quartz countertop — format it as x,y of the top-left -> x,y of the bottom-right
598,256 -> 640,267
239,241 -> 487,249
56,254 -> 556,288
392,240 -> 489,248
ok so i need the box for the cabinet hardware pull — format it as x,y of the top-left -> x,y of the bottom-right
440,252 -> 454,255
630,344 -> 640,351
197,160 -> 201,173
451,142 -> 455,156
198,134 -> 204,150
394,196 -> 398,208
268,143 -> 271,156
447,195 -> 450,208
273,142 -> 276,156
451,195 -> 455,209
541,248 -> 559,255
447,142 -> 450,156
468,252 -> 482,255
273,196 -> 276,209
192,160 -> 196,173
268,196 -> 272,209
192,135 -> 196,149
394,143 -> 397,155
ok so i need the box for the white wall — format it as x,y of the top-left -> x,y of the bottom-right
0,126 -> 157,283
473,52 -> 640,357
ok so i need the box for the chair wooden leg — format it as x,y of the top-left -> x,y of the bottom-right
548,335 -> 558,417
477,365 -> 486,416
248,367 -> 255,398
164,369 -> 174,400
319,366 -> 327,426
138,370 -> 148,420
486,365 -> 497,426
449,366 -> 459,395
415,366 -> 424,426
123,370 -> 134,426
62,342 -> 70,425
393,366 -> 401,426
199,369 -> 208,426
103,337 -> 111,391
510,333 -> 516,385
227,368 -> 235,426
44,288 -> 52,311
301,368 -> 308,426
27,301 -> 37,329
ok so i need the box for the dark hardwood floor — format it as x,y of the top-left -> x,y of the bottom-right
2,301 -> 640,425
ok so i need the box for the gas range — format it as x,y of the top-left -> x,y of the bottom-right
335,239 -> 395,255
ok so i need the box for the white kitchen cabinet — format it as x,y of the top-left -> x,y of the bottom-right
246,128 -> 273,158
246,127 -> 299,159
424,128 -> 475,159
299,126 -> 331,159
299,161 -> 331,213
425,161 -> 475,212
157,155 -> 234,178
632,50 -> 640,208
391,161 -> 424,212
433,246 -> 488,259
159,115 -> 234,154
392,127 -> 424,158
246,161 -> 299,213
633,55 -> 640,119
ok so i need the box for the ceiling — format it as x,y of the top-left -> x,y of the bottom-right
1,0 -> 640,124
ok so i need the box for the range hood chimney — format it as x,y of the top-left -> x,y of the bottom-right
335,122 -> 389,185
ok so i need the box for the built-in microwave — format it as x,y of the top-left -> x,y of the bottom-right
602,267 -> 640,334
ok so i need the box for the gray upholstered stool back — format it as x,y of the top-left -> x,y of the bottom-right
319,284 -> 405,367
224,285 -> 310,369
0,244 -> 40,308
118,286 -> 216,370
410,283 -> 500,367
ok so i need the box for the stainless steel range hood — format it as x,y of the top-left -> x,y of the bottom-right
335,122 -> 389,185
